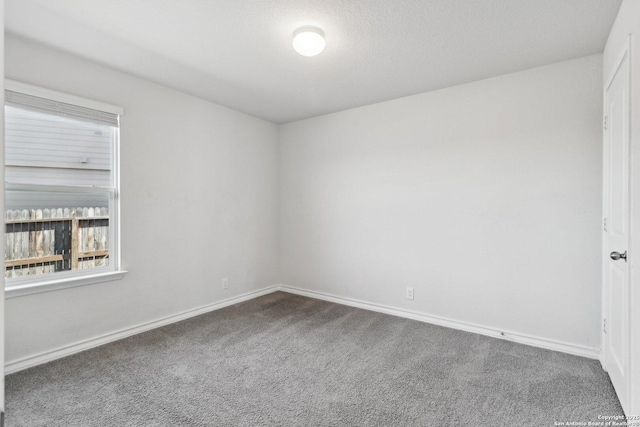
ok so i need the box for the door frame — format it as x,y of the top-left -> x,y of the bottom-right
0,0 -> 5,421
602,36 -> 632,414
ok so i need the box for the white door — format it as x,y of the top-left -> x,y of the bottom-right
603,48 -> 630,413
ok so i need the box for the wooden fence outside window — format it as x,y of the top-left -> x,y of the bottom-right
4,207 -> 109,279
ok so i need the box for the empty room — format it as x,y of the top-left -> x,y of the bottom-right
0,0 -> 639,426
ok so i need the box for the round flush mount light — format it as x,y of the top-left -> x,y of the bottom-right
292,26 -> 326,57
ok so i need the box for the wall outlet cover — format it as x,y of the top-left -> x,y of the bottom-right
406,287 -> 414,300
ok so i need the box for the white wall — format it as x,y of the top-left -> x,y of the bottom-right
279,54 -> 603,350
604,0 -> 640,415
4,34 -> 279,363
4,33 -> 605,368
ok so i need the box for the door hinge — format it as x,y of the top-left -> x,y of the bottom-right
604,115 -> 608,130
604,217 -> 608,232
604,319 -> 607,334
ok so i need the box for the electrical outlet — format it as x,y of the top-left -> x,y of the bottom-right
406,287 -> 414,300
222,277 -> 229,289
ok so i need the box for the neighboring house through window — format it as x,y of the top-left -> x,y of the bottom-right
4,80 -> 126,297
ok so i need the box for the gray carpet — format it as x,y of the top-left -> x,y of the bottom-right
6,291 -> 623,426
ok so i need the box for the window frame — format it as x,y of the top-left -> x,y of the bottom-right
4,80 -> 127,298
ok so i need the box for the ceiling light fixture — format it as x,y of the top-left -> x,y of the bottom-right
292,26 -> 326,57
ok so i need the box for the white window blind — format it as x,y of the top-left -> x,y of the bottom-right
5,90 -> 119,127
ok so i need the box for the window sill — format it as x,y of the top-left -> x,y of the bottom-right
5,270 -> 128,299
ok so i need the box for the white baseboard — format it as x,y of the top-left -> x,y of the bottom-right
6,283 -> 600,374
276,285 -> 601,360
5,286 -> 280,375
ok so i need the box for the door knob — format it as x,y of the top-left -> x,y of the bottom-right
610,251 -> 627,261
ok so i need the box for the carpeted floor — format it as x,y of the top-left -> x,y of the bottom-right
6,291 -> 623,426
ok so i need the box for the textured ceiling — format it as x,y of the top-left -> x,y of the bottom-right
6,0 -> 622,124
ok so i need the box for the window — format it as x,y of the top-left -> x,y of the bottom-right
4,80 -> 126,297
